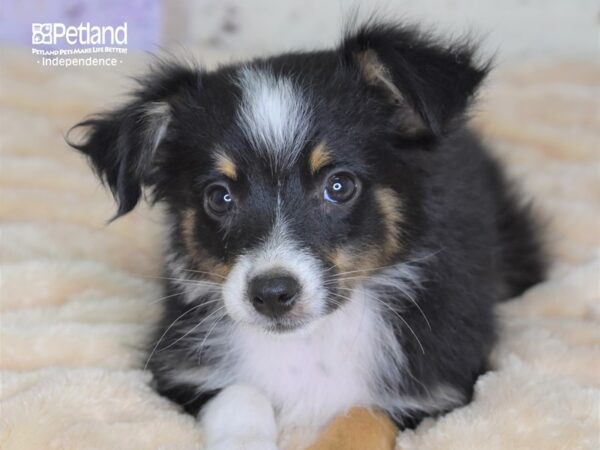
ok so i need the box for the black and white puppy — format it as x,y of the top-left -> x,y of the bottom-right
69,21 -> 545,449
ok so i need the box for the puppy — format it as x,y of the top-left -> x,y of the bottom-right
69,21 -> 545,449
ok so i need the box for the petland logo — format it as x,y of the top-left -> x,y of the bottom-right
31,22 -> 128,68
32,22 -> 127,46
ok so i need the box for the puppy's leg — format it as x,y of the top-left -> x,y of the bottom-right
306,407 -> 398,450
200,384 -> 279,450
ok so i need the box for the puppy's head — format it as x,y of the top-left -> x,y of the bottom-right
69,22 -> 487,333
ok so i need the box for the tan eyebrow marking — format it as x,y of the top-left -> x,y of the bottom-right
213,152 -> 237,180
309,141 -> 332,174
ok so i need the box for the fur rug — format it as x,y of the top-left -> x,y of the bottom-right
1,47 -> 598,449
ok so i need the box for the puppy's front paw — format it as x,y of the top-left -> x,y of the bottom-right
200,384 -> 279,450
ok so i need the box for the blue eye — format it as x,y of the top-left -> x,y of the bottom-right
324,172 -> 358,203
205,184 -> 234,217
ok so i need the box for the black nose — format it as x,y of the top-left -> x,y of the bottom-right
248,274 -> 300,318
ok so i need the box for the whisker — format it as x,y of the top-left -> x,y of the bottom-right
331,288 -> 426,355
372,281 -> 432,333
148,290 -> 186,305
140,275 -> 222,287
410,248 -> 444,263
323,249 -> 442,283
167,277 -> 222,286
322,264 -> 337,274
323,275 -> 370,285
159,305 -> 228,352
326,295 -> 347,308
195,312 -> 227,355
143,302 -> 207,370
181,268 -> 227,280
329,291 -> 353,301
399,290 -> 432,332
328,275 -> 432,333
176,297 -> 225,311
362,290 -> 426,355
332,264 -> 400,277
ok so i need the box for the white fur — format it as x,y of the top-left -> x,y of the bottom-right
165,282 -> 397,430
200,384 -> 278,450
236,66 -> 311,170
173,231 -> 455,428
222,219 -> 325,329
229,286 -> 382,427
206,250 -> 456,428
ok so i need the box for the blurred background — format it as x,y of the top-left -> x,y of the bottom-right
1,0 -> 598,63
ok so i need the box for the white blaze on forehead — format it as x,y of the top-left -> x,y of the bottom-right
236,66 -> 311,170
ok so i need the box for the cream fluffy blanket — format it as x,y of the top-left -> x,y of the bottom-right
1,48 -> 599,449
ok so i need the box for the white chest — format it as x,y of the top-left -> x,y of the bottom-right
231,291 -> 382,427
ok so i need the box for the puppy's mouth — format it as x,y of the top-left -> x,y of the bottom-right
260,317 -> 309,334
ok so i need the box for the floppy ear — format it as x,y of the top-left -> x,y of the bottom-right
340,22 -> 490,137
67,62 -> 201,220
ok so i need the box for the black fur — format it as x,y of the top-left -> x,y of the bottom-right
68,20 -> 546,430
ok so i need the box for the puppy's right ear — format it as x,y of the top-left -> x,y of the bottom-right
67,62 -> 201,221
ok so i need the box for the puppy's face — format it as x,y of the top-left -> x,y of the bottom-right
163,63 -> 406,333
69,25 -> 486,333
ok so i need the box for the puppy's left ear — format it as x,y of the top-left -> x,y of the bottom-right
340,22 -> 490,137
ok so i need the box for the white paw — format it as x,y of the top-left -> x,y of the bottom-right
200,384 -> 279,450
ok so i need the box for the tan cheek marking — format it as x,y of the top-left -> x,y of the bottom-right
328,247 -> 358,290
181,208 -> 198,255
326,189 -> 402,288
180,208 -> 231,280
309,141 -> 332,174
214,152 -> 237,180
375,187 -> 404,256
329,247 -> 355,274
328,246 -> 384,289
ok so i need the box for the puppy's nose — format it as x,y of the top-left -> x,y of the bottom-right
248,274 -> 300,318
